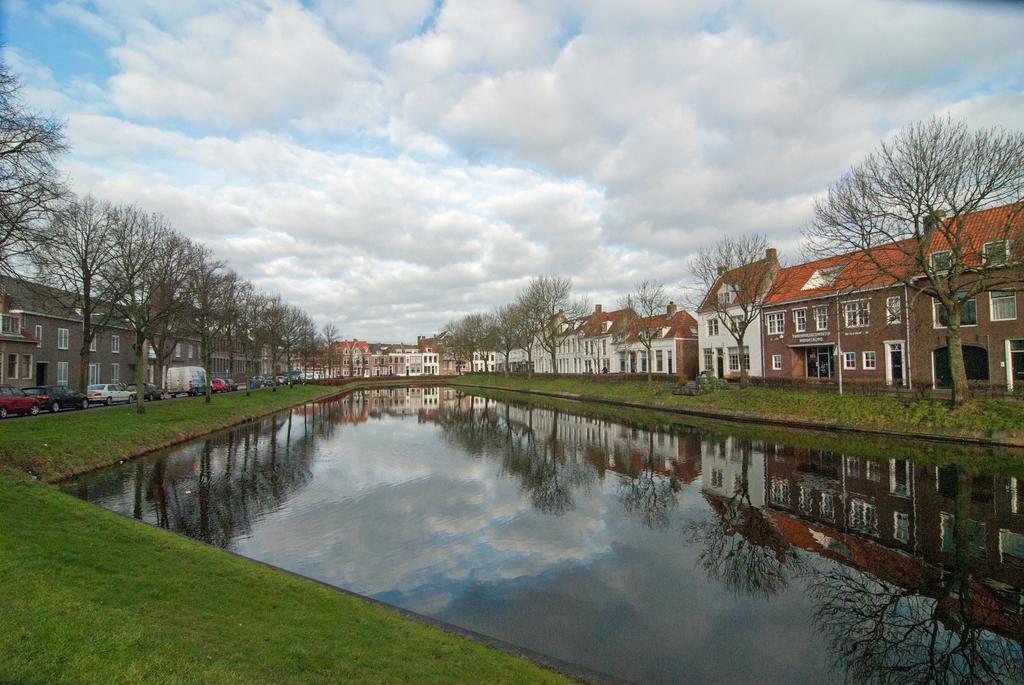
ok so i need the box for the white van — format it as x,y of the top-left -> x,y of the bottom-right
165,366 -> 207,397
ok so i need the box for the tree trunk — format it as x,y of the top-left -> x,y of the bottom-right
134,332 -> 147,414
646,346 -> 653,382
946,313 -> 970,406
550,347 -> 557,376
203,343 -> 212,403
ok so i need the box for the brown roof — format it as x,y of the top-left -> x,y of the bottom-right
697,256 -> 778,313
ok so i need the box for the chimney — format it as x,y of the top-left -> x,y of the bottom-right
766,247 -> 778,263
595,303 -> 602,313
717,265 -> 727,276
666,301 -> 677,316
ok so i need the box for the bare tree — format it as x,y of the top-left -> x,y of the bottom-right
618,279 -> 669,382
442,313 -> 491,374
32,196 -> 120,392
691,235 -> 779,386
107,206 -> 191,414
184,243 -> 227,403
491,303 -> 529,376
520,275 -> 588,374
0,64 -> 67,276
806,117 -> 1024,405
238,285 -> 269,396
321,323 -> 339,378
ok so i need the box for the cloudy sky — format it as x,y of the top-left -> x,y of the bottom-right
4,0 -> 1024,341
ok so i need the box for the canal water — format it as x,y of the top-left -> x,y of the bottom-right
62,386 -> 1024,684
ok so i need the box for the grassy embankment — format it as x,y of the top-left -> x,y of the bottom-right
0,385 -> 567,685
451,374 -> 1024,441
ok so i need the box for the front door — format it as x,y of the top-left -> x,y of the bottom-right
887,343 -> 904,386
35,362 -> 46,385
716,349 -> 725,378
1012,340 -> 1024,389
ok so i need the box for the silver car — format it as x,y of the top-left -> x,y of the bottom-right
87,383 -> 136,406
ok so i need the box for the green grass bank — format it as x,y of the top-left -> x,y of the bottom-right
450,374 -> 1024,443
0,383 -> 568,685
1,385 -> 340,482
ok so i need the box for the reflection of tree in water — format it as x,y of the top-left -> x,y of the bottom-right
686,440 -> 803,599
806,466 -> 1023,685
614,432 -> 680,529
142,407 -> 333,548
435,397 -> 598,516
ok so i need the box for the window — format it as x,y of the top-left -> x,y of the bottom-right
57,328 -> 69,350
799,487 -> 813,513
111,363 -> 119,383
175,343 -> 181,358
728,347 -> 750,372
894,512 -> 910,543
886,296 -> 902,324
843,352 -> 856,370
793,309 -> 806,332
770,478 -> 791,506
930,250 -> 952,272
710,469 -> 724,489
863,351 -> 877,370
707,318 -> 719,336
111,335 -> 120,353
849,498 -> 878,534
991,291 -> 1017,321
187,344 -> 193,359
655,350 -> 663,372
844,300 -> 870,328
57,361 -> 68,385
0,314 -> 19,335
703,348 -> 713,371
88,363 -> 100,385
34,324 -> 42,348
933,296 -> 977,327
7,353 -> 18,379
717,289 -> 734,305
983,240 -> 1009,265
772,354 -> 782,371
814,305 -> 828,331
89,336 -> 97,352
820,494 -> 835,521
766,312 -> 785,335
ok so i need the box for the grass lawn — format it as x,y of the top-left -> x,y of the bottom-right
0,385 -> 341,482
451,374 -> 1024,440
0,477 -> 567,685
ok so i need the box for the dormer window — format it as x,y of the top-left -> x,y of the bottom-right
930,250 -> 952,272
717,289 -> 735,305
983,240 -> 1010,265
802,266 -> 843,290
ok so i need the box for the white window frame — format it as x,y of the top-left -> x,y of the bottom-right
863,351 -> 877,370
88,363 -> 100,385
57,327 -> 69,350
929,250 -> 952,272
772,354 -> 782,371
765,312 -> 785,336
933,296 -> 978,328
57,361 -> 69,385
843,352 -> 856,370
886,296 -> 902,325
983,240 -> 1009,265
89,336 -> 97,352
188,344 -> 194,359
793,308 -> 806,333
991,291 -> 1017,322
843,300 -> 870,328
111,334 -> 120,354
814,305 -> 828,331
111,363 -> 119,384
34,324 -> 42,348
175,343 -> 181,357
707,318 -> 719,336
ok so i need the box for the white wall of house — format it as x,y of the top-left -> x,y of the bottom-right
697,309 -> 764,378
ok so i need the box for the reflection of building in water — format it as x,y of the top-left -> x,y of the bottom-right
703,436 -> 1024,642
700,436 -> 766,507
499,401 -> 702,484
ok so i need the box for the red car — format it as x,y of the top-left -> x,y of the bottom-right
0,385 -> 41,418
210,378 -> 229,393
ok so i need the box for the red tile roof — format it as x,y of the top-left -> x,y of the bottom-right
924,201 -> 1024,263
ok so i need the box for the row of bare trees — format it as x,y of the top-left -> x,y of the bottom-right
443,275 -> 679,381
0,65 -> 324,414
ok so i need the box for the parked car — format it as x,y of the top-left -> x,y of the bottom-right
23,385 -> 89,412
223,378 -> 242,392
165,366 -> 207,397
126,383 -> 165,401
210,378 -> 229,393
0,385 -> 41,417
87,383 -> 135,406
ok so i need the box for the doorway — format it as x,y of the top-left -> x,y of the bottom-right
716,349 -> 724,378
885,342 -> 905,386
806,346 -> 834,379
35,362 -> 46,385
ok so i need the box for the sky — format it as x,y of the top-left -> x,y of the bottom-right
4,0 -> 1024,342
